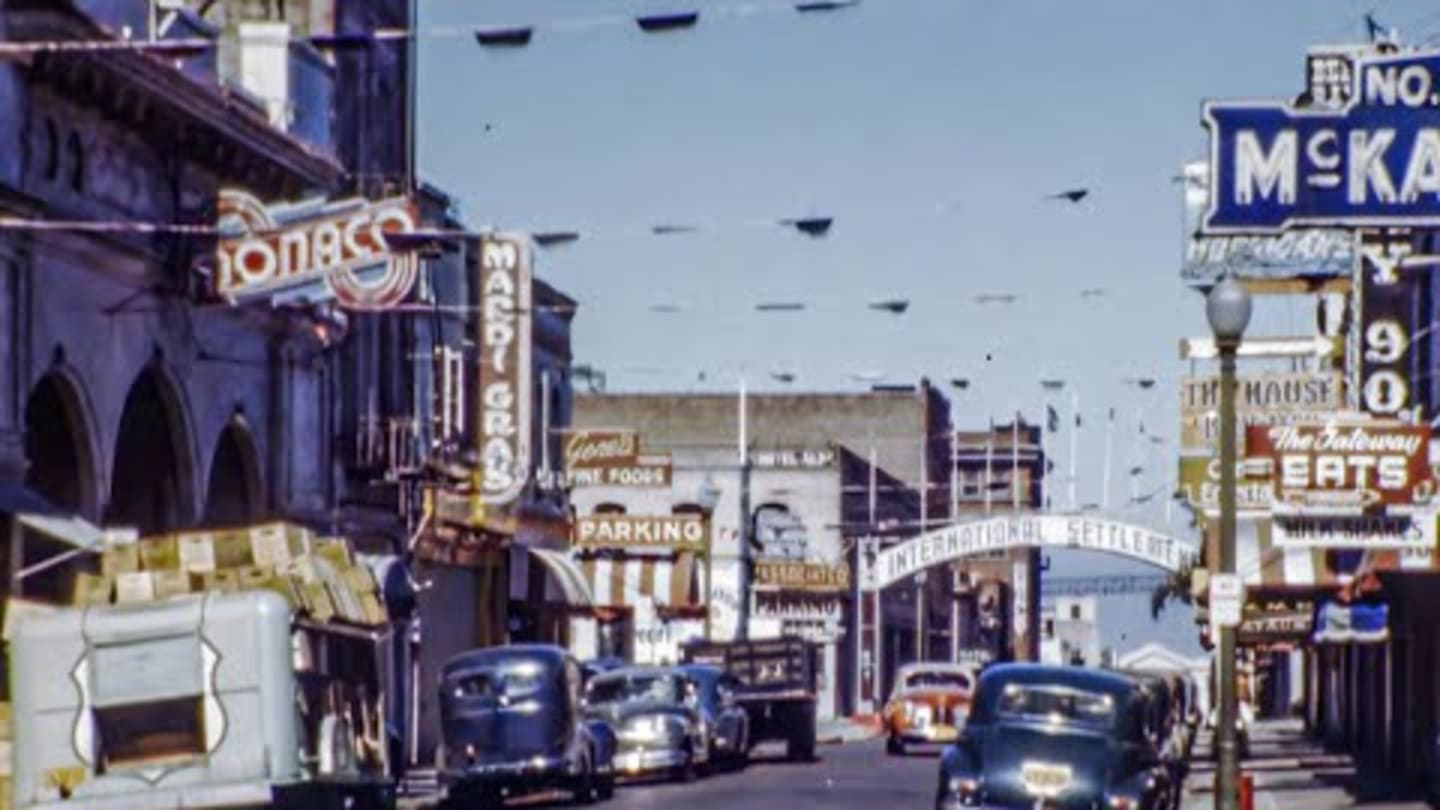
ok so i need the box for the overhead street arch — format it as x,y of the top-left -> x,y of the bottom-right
859,514 -> 1198,592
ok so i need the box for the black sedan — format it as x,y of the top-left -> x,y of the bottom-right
935,664 -> 1171,810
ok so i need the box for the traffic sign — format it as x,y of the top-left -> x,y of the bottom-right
1210,574 -> 1244,628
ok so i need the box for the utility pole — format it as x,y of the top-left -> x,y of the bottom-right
736,376 -> 752,641
1068,389 -> 1079,511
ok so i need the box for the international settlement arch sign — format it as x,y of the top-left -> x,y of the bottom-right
859,514 -> 1198,592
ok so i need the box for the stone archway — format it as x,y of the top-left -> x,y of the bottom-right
202,418 -> 263,527
23,370 -> 100,518
106,366 -> 198,535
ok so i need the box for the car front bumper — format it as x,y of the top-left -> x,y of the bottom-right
897,723 -> 961,744
612,745 -> 690,775
441,753 -> 584,790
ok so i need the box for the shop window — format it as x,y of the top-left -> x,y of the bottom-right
1070,604 -> 1082,620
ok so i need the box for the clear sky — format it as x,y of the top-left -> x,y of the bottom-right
416,0 -> 1440,653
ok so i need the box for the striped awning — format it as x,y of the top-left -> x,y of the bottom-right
579,551 -> 700,611
529,547 -> 595,608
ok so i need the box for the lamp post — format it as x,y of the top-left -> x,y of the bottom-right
697,475 -> 723,642
1207,276 -> 1252,810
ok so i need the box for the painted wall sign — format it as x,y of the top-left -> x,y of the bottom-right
1179,371 -> 1344,450
752,447 -> 837,469
1180,160 -> 1351,285
565,455 -> 673,488
1271,514 -> 1435,549
564,429 -> 639,471
754,591 -> 843,621
753,560 -> 851,592
215,191 -> 419,309
1204,48 -> 1440,232
1245,421 -> 1434,508
475,235 -> 533,505
860,516 -> 1197,592
573,514 -> 707,551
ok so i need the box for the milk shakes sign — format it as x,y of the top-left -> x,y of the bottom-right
1245,421 -> 1434,509
476,235 -> 533,505
215,191 -> 419,309
1205,48 -> 1440,232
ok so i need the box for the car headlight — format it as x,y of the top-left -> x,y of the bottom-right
911,703 -> 933,726
1106,795 -> 1141,810
949,776 -> 980,794
621,716 -> 666,742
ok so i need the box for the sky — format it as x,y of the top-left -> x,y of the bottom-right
415,0 -> 1440,654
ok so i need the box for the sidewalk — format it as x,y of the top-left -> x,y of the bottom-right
817,715 -> 883,745
1184,718 -> 1429,810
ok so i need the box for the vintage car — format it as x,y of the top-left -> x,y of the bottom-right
437,645 -> 616,807
679,664 -> 751,765
584,666 -> 710,781
935,664 -> 1172,810
884,662 -> 976,754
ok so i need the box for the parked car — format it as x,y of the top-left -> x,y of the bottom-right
583,656 -> 629,684
584,666 -> 710,781
679,664 -> 752,765
437,645 -> 616,808
935,664 -> 1172,810
883,662 -> 976,755
1124,671 -> 1185,810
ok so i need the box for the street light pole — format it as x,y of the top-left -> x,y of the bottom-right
736,375 -> 752,641
1208,277 -> 1252,810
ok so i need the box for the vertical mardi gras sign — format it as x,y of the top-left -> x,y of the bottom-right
476,234 -> 533,505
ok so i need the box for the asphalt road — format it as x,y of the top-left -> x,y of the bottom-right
599,741 -> 937,810
431,741 -> 942,810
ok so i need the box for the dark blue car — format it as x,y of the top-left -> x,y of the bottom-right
438,645 -> 618,808
935,664 -> 1171,810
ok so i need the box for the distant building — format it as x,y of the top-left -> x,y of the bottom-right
1116,642 -> 1211,721
1040,595 -> 1101,667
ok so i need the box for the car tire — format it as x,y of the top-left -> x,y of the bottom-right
572,755 -> 598,806
673,747 -> 699,783
598,773 -> 616,801
886,735 -> 904,756
787,737 -> 815,763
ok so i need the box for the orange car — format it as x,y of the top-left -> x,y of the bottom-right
882,663 -> 975,755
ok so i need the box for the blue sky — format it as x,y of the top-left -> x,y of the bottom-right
416,0 -> 1440,653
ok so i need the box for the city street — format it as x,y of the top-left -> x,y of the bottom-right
408,742 -> 938,810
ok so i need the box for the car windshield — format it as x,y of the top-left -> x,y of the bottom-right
586,674 -> 682,707
995,683 -> 1116,728
450,663 -> 546,700
904,671 -> 971,691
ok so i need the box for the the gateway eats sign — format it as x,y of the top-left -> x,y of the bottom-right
861,516 -> 1197,592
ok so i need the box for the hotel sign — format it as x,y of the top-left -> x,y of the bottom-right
1179,371 -> 1344,450
1245,421 -> 1434,509
215,191 -> 419,310
753,560 -> 851,592
475,235 -> 533,505
573,515 -> 706,551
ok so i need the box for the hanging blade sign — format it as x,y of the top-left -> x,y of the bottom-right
1204,48 -> 1440,233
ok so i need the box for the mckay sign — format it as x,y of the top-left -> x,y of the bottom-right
1204,47 -> 1440,232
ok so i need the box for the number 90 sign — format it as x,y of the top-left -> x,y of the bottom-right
1363,319 -> 1410,415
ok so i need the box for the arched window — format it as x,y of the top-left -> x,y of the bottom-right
66,131 -> 84,192
593,502 -> 626,515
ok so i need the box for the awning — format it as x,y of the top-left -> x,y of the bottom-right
0,482 -> 104,581
529,547 -> 594,608
579,552 -> 699,612
1312,600 -> 1389,645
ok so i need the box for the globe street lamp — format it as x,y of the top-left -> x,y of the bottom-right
1206,276 -> 1251,810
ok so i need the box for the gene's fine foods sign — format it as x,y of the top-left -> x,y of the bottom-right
564,430 -> 639,470
1246,421 -> 1433,507
573,515 -> 707,551
476,235 -> 533,505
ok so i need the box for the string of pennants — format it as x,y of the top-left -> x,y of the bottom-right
0,0 -> 863,56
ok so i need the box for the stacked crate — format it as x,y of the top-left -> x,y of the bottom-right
71,522 -> 386,626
